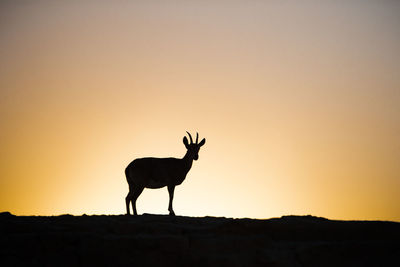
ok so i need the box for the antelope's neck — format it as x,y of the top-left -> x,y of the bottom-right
182,152 -> 193,173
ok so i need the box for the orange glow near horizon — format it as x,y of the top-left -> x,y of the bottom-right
1,1 -> 399,221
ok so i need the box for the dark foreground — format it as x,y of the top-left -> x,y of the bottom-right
1,212 -> 399,266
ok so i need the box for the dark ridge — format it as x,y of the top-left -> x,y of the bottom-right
1,212 -> 399,267
0,211 -> 14,218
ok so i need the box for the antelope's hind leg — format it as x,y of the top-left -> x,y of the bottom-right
131,186 -> 144,216
125,191 -> 132,215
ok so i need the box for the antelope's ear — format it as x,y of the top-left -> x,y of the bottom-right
183,136 -> 190,148
199,138 -> 206,146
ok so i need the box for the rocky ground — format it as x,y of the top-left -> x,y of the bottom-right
1,212 -> 399,266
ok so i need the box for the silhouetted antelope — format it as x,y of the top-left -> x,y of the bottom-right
125,132 -> 206,216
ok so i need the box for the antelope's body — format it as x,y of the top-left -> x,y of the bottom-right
125,157 -> 192,189
125,132 -> 205,216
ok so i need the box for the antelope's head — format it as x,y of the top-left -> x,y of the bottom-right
183,131 -> 206,161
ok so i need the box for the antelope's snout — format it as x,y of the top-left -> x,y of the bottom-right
194,154 -> 199,161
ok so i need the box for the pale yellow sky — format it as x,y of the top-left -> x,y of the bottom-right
1,0 -> 399,220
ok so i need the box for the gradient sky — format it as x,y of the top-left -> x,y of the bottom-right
1,0 -> 399,221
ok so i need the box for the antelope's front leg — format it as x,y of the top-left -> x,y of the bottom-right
167,185 -> 175,216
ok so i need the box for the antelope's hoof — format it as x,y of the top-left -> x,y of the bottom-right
169,211 -> 175,216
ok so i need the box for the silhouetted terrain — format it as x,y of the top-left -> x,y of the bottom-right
1,212 -> 399,266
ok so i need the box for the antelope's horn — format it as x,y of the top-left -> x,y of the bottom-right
186,131 -> 193,144
196,132 -> 199,144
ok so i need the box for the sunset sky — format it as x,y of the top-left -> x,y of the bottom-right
1,0 -> 399,221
